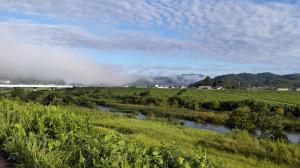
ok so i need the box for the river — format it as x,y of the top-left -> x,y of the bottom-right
97,105 -> 300,144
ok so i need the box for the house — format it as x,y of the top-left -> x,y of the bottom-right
292,87 -> 300,91
251,86 -> 265,90
154,85 -> 169,89
276,88 -> 289,91
0,80 -> 10,84
198,86 -> 212,90
215,86 -> 224,90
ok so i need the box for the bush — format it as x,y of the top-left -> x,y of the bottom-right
201,100 -> 220,111
227,106 -> 256,133
227,104 -> 286,141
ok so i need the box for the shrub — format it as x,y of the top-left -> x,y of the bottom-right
227,106 -> 256,134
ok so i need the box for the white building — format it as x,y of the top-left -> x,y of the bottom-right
0,80 -> 11,84
215,86 -> 224,90
198,86 -> 212,90
277,88 -> 289,91
154,85 -> 169,89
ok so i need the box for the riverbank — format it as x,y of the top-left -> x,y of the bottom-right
97,104 -> 300,144
97,101 -> 229,124
91,107 -> 300,168
97,99 -> 300,131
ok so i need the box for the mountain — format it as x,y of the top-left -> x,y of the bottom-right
189,72 -> 300,89
131,74 -> 205,87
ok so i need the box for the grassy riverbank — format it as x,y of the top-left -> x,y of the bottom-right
90,105 -> 300,168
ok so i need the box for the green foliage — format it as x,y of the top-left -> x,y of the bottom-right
0,99 -> 220,168
228,105 -> 287,141
10,88 -> 26,99
228,106 -> 256,133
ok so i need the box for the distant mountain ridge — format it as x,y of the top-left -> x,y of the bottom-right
131,74 -> 205,87
190,72 -> 300,89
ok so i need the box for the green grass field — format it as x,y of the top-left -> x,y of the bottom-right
93,87 -> 300,105
179,89 -> 300,105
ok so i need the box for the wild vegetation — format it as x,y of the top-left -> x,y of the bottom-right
0,87 -> 300,167
0,99 -> 219,167
0,99 -> 299,167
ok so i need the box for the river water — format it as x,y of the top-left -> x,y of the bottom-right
97,105 -> 300,144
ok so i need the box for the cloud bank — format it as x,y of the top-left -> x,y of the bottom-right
0,28 -> 133,85
0,0 -> 300,74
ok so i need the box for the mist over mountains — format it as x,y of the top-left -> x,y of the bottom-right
131,74 -> 205,87
3,72 -> 300,89
0,74 -> 205,87
0,76 -> 66,85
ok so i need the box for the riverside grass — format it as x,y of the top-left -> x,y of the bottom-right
91,113 -> 300,168
0,99 -> 221,168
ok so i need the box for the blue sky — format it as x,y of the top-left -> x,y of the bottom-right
0,0 -> 300,84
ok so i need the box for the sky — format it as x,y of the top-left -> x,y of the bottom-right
0,0 -> 300,84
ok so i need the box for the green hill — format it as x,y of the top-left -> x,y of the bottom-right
190,72 -> 300,89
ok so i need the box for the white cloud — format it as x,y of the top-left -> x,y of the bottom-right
0,21 -> 203,55
0,0 -> 300,71
0,27 -> 133,85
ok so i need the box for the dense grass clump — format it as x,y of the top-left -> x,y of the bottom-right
0,99 -> 220,168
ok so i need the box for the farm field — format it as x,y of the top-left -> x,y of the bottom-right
90,87 -> 300,105
195,90 -> 300,105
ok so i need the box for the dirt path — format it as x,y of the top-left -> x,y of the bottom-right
0,156 -> 12,168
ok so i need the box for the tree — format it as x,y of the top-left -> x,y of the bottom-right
202,76 -> 212,86
228,106 -> 256,134
228,103 -> 286,141
11,88 -> 26,99
140,90 -> 151,97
